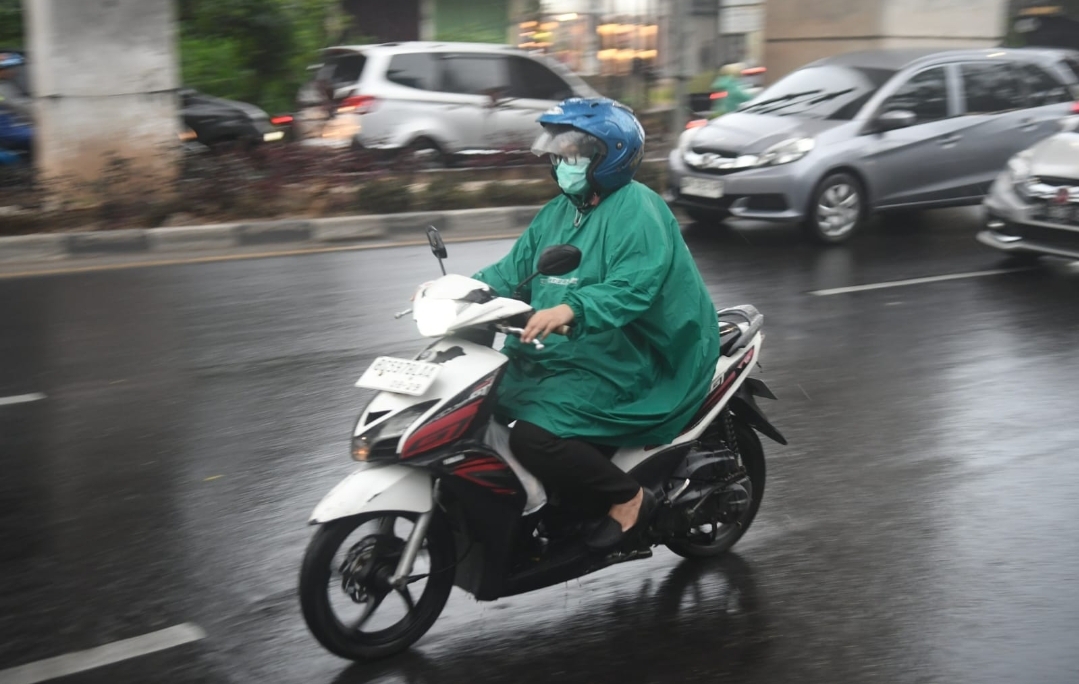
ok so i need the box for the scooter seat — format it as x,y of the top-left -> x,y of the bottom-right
719,322 -> 742,356
717,305 -> 763,357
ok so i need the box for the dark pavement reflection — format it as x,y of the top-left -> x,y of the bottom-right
2,208 -> 1079,684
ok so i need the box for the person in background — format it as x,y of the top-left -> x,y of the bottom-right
710,62 -> 750,116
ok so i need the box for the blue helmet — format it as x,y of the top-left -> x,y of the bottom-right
0,53 -> 25,69
534,97 -> 645,195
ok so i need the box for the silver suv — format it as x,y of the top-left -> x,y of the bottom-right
296,42 -> 598,164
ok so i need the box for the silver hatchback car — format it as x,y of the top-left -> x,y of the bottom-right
669,48 -> 1078,243
296,42 -> 597,164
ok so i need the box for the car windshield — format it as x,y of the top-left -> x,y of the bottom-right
739,65 -> 896,120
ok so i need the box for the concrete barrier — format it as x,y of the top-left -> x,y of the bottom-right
0,206 -> 543,266
0,234 -> 68,263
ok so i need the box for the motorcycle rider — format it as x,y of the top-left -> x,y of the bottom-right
473,98 -> 720,550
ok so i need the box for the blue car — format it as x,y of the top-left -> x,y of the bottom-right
0,50 -> 32,165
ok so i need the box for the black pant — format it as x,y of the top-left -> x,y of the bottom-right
509,421 -> 640,517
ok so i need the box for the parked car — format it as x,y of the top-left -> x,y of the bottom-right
978,116 -> 1079,260
669,48 -> 1079,243
294,42 -> 599,165
180,89 -> 293,151
0,49 -> 32,160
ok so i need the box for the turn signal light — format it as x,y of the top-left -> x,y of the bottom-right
352,436 -> 371,461
685,119 -> 708,130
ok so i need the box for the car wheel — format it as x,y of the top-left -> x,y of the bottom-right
684,207 -> 730,226
402,137 -> 447,170
806,172 -> 865,244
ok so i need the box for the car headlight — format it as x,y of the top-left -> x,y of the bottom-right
757,137 -> 815,167
1008,152 -> 1034,198
678,128 -> 698,156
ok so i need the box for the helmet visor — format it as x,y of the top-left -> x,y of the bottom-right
531,126 -> 604,166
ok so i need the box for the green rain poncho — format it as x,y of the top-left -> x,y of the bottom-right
474,181 -> 720,447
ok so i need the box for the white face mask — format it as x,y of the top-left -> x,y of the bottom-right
556,158 -> 591,196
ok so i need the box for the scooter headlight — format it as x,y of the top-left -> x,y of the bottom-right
352,401 -> 437,461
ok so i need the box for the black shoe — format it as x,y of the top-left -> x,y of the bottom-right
585,489 -> 657,551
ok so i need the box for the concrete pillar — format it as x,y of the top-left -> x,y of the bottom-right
24,0 -> 180,192
764,0 -> 1010,82
669,0 -> 687,132
420,0 -> 437,40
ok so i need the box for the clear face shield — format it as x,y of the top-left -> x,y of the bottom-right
530,126 -> 605,167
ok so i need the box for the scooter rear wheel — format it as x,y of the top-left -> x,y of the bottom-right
665,420 -> 765,559
299,511 -> 455,661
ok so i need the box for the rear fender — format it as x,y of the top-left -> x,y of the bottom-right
309,464 -> 433,524
731,379 -> 787,445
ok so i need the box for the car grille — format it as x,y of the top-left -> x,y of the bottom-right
684,149 -> 754,176
1037,176 -> 1079,187
746,194 -> 789,211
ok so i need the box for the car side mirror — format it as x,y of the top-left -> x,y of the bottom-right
537,244 -> 582,276
874,109 -> 917,133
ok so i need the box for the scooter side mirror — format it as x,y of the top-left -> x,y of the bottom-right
512,245 -> 582,301
537,244 -> 581,276
426,226 -> 448,259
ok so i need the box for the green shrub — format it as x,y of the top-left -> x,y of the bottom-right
483,181 -> 554,208
355,177 -> 413,214
416,175 -> 476,212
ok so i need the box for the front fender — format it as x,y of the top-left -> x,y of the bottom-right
309,464 -> 434,524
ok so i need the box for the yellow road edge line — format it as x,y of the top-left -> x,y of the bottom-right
0,233 -> 524,280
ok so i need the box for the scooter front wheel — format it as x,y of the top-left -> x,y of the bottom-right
299,511 -> 455,661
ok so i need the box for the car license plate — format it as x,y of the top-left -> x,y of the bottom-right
263,131 -> 285,142
1036,203 -> 1079,226
680,177 -> 724,199
356,357 -> 441,396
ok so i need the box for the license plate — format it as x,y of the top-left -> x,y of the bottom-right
356,357 -> 441,396
680,177 -> 724,199
263,131 -> 285,142
1035,203 -> 1079,226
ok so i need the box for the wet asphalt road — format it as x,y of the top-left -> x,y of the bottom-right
2,210 -> 1079,684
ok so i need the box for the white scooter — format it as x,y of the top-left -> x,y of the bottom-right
299,228 -> 785,661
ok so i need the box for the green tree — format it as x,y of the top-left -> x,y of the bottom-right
180,0 -> 348,113
0,0 -> 24,48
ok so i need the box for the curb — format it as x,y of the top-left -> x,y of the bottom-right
0,206 -> 542,265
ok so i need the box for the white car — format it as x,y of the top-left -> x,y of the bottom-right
295,42 -> 598,165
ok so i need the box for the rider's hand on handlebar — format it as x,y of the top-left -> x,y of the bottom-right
521,305 -> 575,344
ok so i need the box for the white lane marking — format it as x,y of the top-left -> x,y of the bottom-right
0,393 -> 46,407
0,623 -> 207,684
808,267 -> 1029,296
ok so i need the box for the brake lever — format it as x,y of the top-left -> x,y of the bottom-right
497,325 -> 545,350
394,308 -> 413,319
